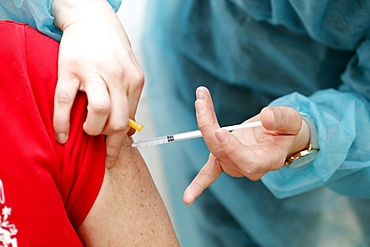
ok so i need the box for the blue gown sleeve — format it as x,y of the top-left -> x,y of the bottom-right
0,0 -> 122,41
262,38 -> 370,199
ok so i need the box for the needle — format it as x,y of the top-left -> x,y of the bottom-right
132,121 -> 262,148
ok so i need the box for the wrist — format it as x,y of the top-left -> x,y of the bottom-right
52,0 -> 112,31
285,115 -> 320,168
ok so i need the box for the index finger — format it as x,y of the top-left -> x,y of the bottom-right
195,87 -> 221,151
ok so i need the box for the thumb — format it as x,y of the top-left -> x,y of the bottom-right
260,106 -> 302,135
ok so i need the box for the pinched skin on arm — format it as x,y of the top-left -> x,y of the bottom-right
78,136 -> 179,246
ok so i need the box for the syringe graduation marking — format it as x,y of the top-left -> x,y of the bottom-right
167,135 -> 175,142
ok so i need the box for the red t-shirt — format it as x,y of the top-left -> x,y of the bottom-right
0,21 -> 105,246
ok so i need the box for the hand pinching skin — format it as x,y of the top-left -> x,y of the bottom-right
52,0 -> 144,164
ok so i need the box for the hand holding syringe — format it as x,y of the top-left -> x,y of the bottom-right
132,121 -> 262,148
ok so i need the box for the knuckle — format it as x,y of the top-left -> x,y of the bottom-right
53,117 -> 68,127
197,122 -> 208,132
88,101 -> 110,115
133,69 -> 145,86
109,122 -> 127,132
127,69 -> 145,91
55,92 -> 74,105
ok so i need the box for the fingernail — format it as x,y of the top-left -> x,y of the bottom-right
196,88 -> 206,100
216,130 -> 228,144
56,133 -> 67,144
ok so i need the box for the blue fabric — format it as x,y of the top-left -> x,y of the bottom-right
141,0 -> 370,246
0,0 -> 121,41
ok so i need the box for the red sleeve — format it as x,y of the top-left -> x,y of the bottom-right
0,21 -> 105,246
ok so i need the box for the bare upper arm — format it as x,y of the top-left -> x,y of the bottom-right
77,136 -> 179,246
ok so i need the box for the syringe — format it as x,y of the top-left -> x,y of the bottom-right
132,121 -> 262,148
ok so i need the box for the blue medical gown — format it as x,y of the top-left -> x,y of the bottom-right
141,1 -> 370,246
0,0 -> 121,41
